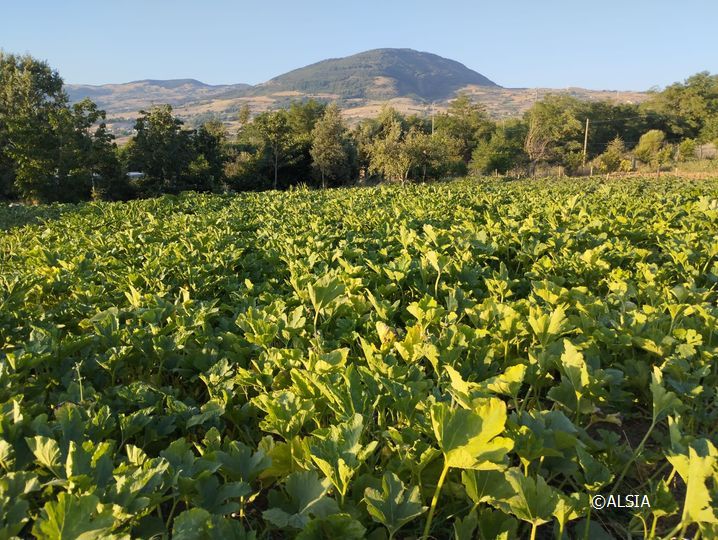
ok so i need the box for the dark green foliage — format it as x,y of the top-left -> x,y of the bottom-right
125,106 -> 225,195
311,104 -> 352,188
126,105 -> 194,193
470,120 -> 528,175
641,72 -> 718,140
3,50 -> 718,203
593,137 -> 626,173
434,93 -> 494,168
0,53 -> 122,202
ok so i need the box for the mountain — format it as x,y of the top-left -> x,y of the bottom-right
64,48 -> 647,138
255,48 -> 498,100
66,79 -> 251,113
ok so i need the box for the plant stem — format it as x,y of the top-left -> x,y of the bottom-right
583,506 -> 592,540
422,461 -> 450,540
609,419 -> 656,496
165,497 -> 179,529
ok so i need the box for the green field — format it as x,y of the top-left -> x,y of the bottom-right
1,177 -> 717,539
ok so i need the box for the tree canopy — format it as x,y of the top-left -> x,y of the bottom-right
2,52 -> 718,202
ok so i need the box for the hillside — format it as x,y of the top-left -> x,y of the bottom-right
255,48 -> 497,100
66,79 -> 251,113
65,48 -> 647,137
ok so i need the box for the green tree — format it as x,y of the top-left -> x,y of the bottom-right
375,105 -> 406,135
251,110 -> 292,189
0,52 -> 67,201
127,105 -> 193,193
594,136 -> 626,173
188,121 -> 226,191
470,120 -> 528,175
287,100 -> 328,183
642,72 -> 718,139
434,93 -> 493,168
352,118 -> 382,180
677,138 -> 697,162
404,130 -> 455,182
578,100 -> 652,158
699,114 -> 718,144
58,99 -> 123,201
523,95 -> 582,174
0,53 -> 119,202
237,104 -> 251,128
223,149 -> 266,191
310,104 -> 350,188
369,120 -> 412,183
634,130 -> 670,168
288,100 -> 326,139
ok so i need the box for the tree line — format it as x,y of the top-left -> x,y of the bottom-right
2,52 -> 718,203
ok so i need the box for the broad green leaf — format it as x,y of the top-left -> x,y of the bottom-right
263,470 -> 339,529
32,493 -> 116,540
253,390 -> 314,440
575,445 -> 613,492
430,399 -> 513,470
215,441 -> 272,483
667,442 -> 718,524
453,509 -> 478,540
0,471 -> 41,537
307,276 -> 346,314
492,468 -> 559,526
0,439 -> 15,470
26,436 -> 62,477
364,472 -> 426,536
462,469 -> 514,504
310,414 -> 377,499
295,514 -> 366,540
528,305 -> 569,347
482,364 -> 527,398
559,340 -> 589,397
172,508 -> 256,540
187,400 -> 225,428
477,508 -> 518,540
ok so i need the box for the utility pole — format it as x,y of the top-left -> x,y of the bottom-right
431,102 -> 435,135
582,118 -> 590,167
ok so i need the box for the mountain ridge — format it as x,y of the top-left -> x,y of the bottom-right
64,48 -> 647,137
255,48 -> 498,100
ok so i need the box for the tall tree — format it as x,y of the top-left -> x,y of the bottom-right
434,93 -> 493,168
634,130 -> 672,169
54,98 -> 122,200
594,136 -> 626,173
0,52 -> 67,201
189,120 -> 226,191
642,72 -> 718,139
251,110 -> 292,189
369,120 -> 412,183
127,105 -> 193,193
0,52 -> 118,202
470,120 -> 528,175
404,130 -> 455,182
310,104 -> 350,188
523,95 -> 582,174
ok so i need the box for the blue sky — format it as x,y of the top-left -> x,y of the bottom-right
1,1 -> 716,90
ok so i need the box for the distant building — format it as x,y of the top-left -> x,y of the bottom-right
126,172 -> 146,179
